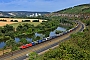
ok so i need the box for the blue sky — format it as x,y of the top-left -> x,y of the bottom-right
0,0 -> 90,12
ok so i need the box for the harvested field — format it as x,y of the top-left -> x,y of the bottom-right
0,22 -> 18,26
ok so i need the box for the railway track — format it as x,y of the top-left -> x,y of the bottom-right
0,21 -> 85,60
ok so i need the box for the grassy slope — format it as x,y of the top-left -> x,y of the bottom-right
33,4 -> 90,59
55,4 -> 90,14
10,22 -> 41,28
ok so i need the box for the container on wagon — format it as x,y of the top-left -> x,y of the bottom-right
37,40 -> 43,44
26,43 -> 32,47
31,42 -> 36,46
20,45 -> 27,49
34,41 -> 38,44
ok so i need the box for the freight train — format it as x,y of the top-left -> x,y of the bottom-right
20,22 -> 80,49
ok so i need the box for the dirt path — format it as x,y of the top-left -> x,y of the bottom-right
0,49 -> 11,56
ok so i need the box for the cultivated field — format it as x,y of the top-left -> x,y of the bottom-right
0,22 -> 18,26
0,22 -> 41,28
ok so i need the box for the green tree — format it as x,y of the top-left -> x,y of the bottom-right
19,38 -> 28,45
45,31 -> 50,37
4,31 -> 14,38
27,28 -> 32,33
29,52 -> 38,60
5,38 -> 16,55
55,30 -> 62,34
3,24 -> 14,32
35,36 -> 41,41
16,24 -> 23,31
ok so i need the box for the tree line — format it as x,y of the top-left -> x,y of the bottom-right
30,17 -> 90,60
0,16 -> 74,55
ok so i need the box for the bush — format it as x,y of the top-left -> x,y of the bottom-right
55,30 -> 62,34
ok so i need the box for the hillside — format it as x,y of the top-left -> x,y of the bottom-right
55,4 -> 90,14
34,20 -> 90,60
27,4 -> 90,60
38,32 -> 90,60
